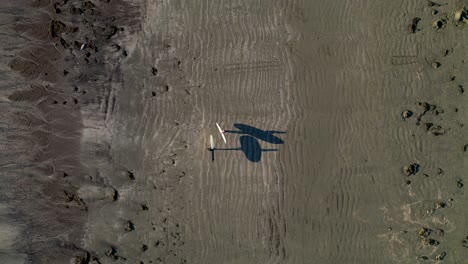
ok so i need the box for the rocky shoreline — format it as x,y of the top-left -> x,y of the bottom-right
1,0 -> 140,263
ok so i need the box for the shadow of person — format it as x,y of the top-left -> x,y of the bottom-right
224,123 -> 285,144
215,135 -> 278,162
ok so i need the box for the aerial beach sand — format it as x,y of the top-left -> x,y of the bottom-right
0,0 -> 467,263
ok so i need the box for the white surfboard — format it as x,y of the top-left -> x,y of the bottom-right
216,123 -> 227,144
210,135 -> 214,150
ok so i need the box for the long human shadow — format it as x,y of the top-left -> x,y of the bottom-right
215,135 -> 278,162
224,123 -> 285,144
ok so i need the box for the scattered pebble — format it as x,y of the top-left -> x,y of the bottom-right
409,17 -> 421,33
141,244 -> 148,252
457,179 -> 464,188
124,220 -> 134,232
418,227 -> 431,237
424,122 -> 433,131
402,110 -> 413,120
427,0 -> 441,7
432,9 -> 438,15
436,229 -> 445,236
127,171 -> 135,180
432,61 -> 441,68
436,201 -> 445,209
435,251 -> 446,260
432,19 -> 446,29
404,163 -> 419,176
112,190 -> 119,201
422,238 -> 439,246
454,7 -> 467,22
105,246 -> 116,257
462,236 -> 468,248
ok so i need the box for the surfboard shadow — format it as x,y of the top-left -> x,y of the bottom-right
215,135 -> 278,162
224,123 -> 285,144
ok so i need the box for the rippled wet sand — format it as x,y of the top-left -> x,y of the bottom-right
0,0 -> 467,263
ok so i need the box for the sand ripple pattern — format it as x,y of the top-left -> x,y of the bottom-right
114,0 -> 468,263
132,0 -> 295,263
280,0 -> 468,263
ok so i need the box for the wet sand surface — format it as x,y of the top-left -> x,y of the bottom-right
1,0 -> 467,263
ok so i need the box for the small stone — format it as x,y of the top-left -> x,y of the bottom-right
112,190 -> 119,201
402,110 -> 413,119
127,171 -> 135,180
427,0 -> 441,7
124,220 -> 134,231
405,180 -> 411,185
432,19 -> 445,29
404,163 -> 419,176
436,229 -> 445,236
142,244 -> 148,252
418,227 -> 431,237
427,209 -> 435,214
425,122 -> 434,131
388,227 -> 392,231
457,179 -> 464,188
462,236 -> 468,247
422,238 -> 439,246
105,246 -> 116,257
432,9 -> 438,15
432,61 -> 441,68
435,251 -> 446,260
436,201 -> 445,209
455,7 -> 467,21
409,17 -> 421,33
